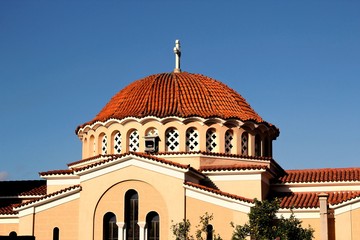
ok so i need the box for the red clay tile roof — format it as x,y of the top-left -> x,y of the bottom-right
185,181 -> 253,203
276,191 -> 360,209
0,202 -> 19,215
77,72 -> 276,131
278,168 -> 360,183
200,164 -> 268,172
42,153 -> 190,177
16,185 -> 81,209
39,169 -> 74,176
0,180 -> 46,197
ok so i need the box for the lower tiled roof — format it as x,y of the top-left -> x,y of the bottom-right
274,191 -> 360,209
200,164 -> 268,172
279,168 -> 360,183
0,200 -> 21,215
16,185 -> 81,209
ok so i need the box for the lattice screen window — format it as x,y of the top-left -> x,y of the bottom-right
241,132 -> 248,155
225,130 -> 233,153
206,129 -> 217,152
101,135 -> 108,154
146,128 -> 158,136
186,128 -> 199,152
165,128 -> 179,151
113,132 -> 122,154
129,130 -> 139,152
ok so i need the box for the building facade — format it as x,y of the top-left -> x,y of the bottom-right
1,41 -> 360,240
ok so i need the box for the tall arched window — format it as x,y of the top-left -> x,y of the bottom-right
225,130 -> 233,154
113,132 -> 122,154
129,130 -> 139,152
255,134 -> 261,157
263,137 -> 269,157
90,135 -> 96,156
53,227 -> 59,240
206,129 -> 217,152
102,135 -> 108,154
103,213 -> 118,240
125,190 -> 139,240
165,128 -> 179,152
241,132 -> 248,156
186,128 -> 199,152
146,211 -> 160,240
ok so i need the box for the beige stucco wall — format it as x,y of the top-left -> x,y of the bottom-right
77,163 -> 186,240
32,198 -> 79,240
185,196 -> 249,240
211,179 -> 263,200
335,207 -> 360,240
18,213 -> 34,236
0,222 -> 18,236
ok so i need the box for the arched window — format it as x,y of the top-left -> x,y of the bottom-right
241,132 -> 248,156
129,130 -> 139,152
225,130 -> 233,154
125,190 -> 139,240
103,213 -> 118,240
53,227 -> 59,240
146,211 -> 160,240
113,132 -> 122,154
263,137 -> 269,157
102,135 -> 108,154
255,134 -> 261,157
165,128 -> 179,152
90,135 -> 96,156
206,129 -> 217,152
186,128 -> 199,152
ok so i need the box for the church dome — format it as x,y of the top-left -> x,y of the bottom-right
82,72 -> 269,128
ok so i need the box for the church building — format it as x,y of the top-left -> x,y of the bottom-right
1,40 -> 360,240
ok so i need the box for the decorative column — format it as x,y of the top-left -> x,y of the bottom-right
116,222 -> 126,240
138,221 -> 147,240
318,193 -> 329,240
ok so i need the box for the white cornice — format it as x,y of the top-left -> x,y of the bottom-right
277,208 -> 320,219
0,215 -> 18,224
15,186 -> 81,214
76,155 -> 188,182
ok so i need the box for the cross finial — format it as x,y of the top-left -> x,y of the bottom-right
173,40 -> 181,73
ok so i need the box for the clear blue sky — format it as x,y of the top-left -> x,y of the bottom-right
1,1 -> 359,180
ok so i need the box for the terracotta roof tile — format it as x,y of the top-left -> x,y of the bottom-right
44,153 -> 191,178
0,203 -> 19,215
279,168 -> 360,183
16,185 -> 81,209
77,72 -> 278,132
185,181 -> 253,203
200,164 -> 268,172
274,191 -> 360,209
39,169 -> 74,176
73,152 -> 189,173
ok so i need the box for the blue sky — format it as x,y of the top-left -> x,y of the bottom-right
0,1 -> 359,180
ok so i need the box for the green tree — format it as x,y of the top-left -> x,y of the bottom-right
171,213 -> 223,240
231,198 -> 314,240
